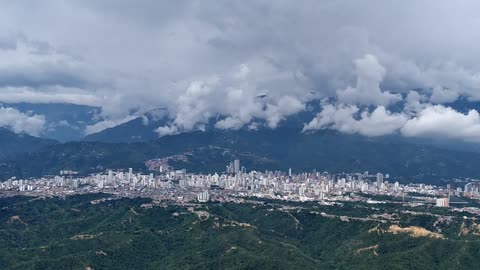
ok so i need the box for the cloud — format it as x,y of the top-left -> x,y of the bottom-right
304,95 -> 480,144
0,107 -> 46,136
429,86 -> 459,104
84,115 -> 137,135
404,90 -> 427,113
156,125 -> 179,137
214,117 -> 245,130
303,103 -> 408,137
2,1 -> 480,140
0,86 -> 102,106
401,105 -> 480,143
336,54 -> 402,106
156,63 -> 310,136
214,95 -> 305,130
0,35 -> 99,89
301,50 -> 480,144
263,95 -> 305,128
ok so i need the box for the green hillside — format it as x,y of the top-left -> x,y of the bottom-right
1,194 -> 480,269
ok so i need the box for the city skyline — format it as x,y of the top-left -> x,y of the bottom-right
4,160 -> 475,206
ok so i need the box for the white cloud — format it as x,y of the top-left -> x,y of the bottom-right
156,125 -> 179,137
303,103 -> 408,137
357,107 -> 409,136
429,86 -> 459,104
404,90 -> 428,113
264,95 -> 305,128
84,115 -> 136,135
401,105 -> 480,143
303,104 -> 358,133
214,117 -> 245,130
0,107 -> 46,136
157,63 -> 310,136
337,54 -> 402,106
304,97 -> 480,144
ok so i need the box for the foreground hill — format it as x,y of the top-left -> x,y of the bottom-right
4,128 -> 480,183
1,194 -> 480,269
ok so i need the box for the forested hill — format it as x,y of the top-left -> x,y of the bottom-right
1,194 -> 480,269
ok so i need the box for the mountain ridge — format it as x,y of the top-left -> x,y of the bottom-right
83,108 -> 169,143
3,128 -> 480,184
0,127 -> 56,160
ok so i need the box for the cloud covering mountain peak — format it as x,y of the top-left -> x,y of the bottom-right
1,1 -> 480,142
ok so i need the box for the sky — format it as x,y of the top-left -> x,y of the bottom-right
1,1 -> 480,142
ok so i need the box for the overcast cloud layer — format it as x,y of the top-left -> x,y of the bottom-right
1,1 -> 480,141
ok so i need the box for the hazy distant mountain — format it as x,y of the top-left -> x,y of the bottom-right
83,108 -> 169,143
0,127 -> 56,160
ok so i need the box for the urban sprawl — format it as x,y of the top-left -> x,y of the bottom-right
2,160 -> 480,211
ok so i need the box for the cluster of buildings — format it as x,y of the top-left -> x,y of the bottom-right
226,159 -> 246,174
1,159 -> 473,208
464,182 -> 480,196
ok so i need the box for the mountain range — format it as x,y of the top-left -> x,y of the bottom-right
2,102 -> 480,183
2,126 -> 480,184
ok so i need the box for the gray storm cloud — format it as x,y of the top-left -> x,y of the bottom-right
1,1 -> 480,141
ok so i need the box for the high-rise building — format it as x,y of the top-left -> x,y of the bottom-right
376,173 -> 383,187
234,159 -> 240,174
108,170 -> 113,182
226,161 -> 235,174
